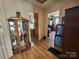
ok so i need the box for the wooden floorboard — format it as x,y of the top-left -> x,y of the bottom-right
10,39 -> 59,59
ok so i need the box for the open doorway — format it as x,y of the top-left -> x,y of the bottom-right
48,10 -> 60,47
29,12 -> 39,42
48,10 -> 59,37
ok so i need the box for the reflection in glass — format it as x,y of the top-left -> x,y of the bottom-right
29,18 -> 34,29
17,20 -> 26,48
8,21 -> 18,51
0,22 -> 3,32
56,24 -> 63,36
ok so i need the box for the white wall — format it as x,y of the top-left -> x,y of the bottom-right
43,0 -> 79,38
47,0 -> 79,21
0,0 -> 44,58
0,47 -> 5,59
0,34 -> 8,59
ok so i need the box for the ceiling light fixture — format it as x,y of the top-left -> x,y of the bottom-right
36,0 -> 47,4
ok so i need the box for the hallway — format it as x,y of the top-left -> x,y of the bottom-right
10,39 -> 58,59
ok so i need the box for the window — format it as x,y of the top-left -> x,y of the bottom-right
29,12 -> 35,29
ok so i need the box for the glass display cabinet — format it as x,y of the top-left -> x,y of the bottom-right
8,17 -> 30,54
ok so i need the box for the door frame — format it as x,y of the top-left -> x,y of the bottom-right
34,12 -> 39,40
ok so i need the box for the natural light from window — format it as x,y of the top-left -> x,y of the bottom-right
48,10 -> 59,27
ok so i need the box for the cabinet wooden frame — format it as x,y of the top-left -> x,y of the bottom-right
8,17 -> 30,54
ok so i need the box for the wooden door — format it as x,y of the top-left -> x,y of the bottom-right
62,6 -> 79,59
34,13 -> 39,39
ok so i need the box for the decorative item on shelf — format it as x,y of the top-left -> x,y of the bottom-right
16,11 -> 21,18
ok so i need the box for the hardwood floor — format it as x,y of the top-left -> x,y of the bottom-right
10,39 -> 59,59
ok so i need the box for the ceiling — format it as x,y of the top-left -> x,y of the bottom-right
27,0 -> 63,8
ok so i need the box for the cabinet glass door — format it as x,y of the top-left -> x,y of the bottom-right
8,20 -> 18,53
17,20 -> 27,50
8,18 -> 29,54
